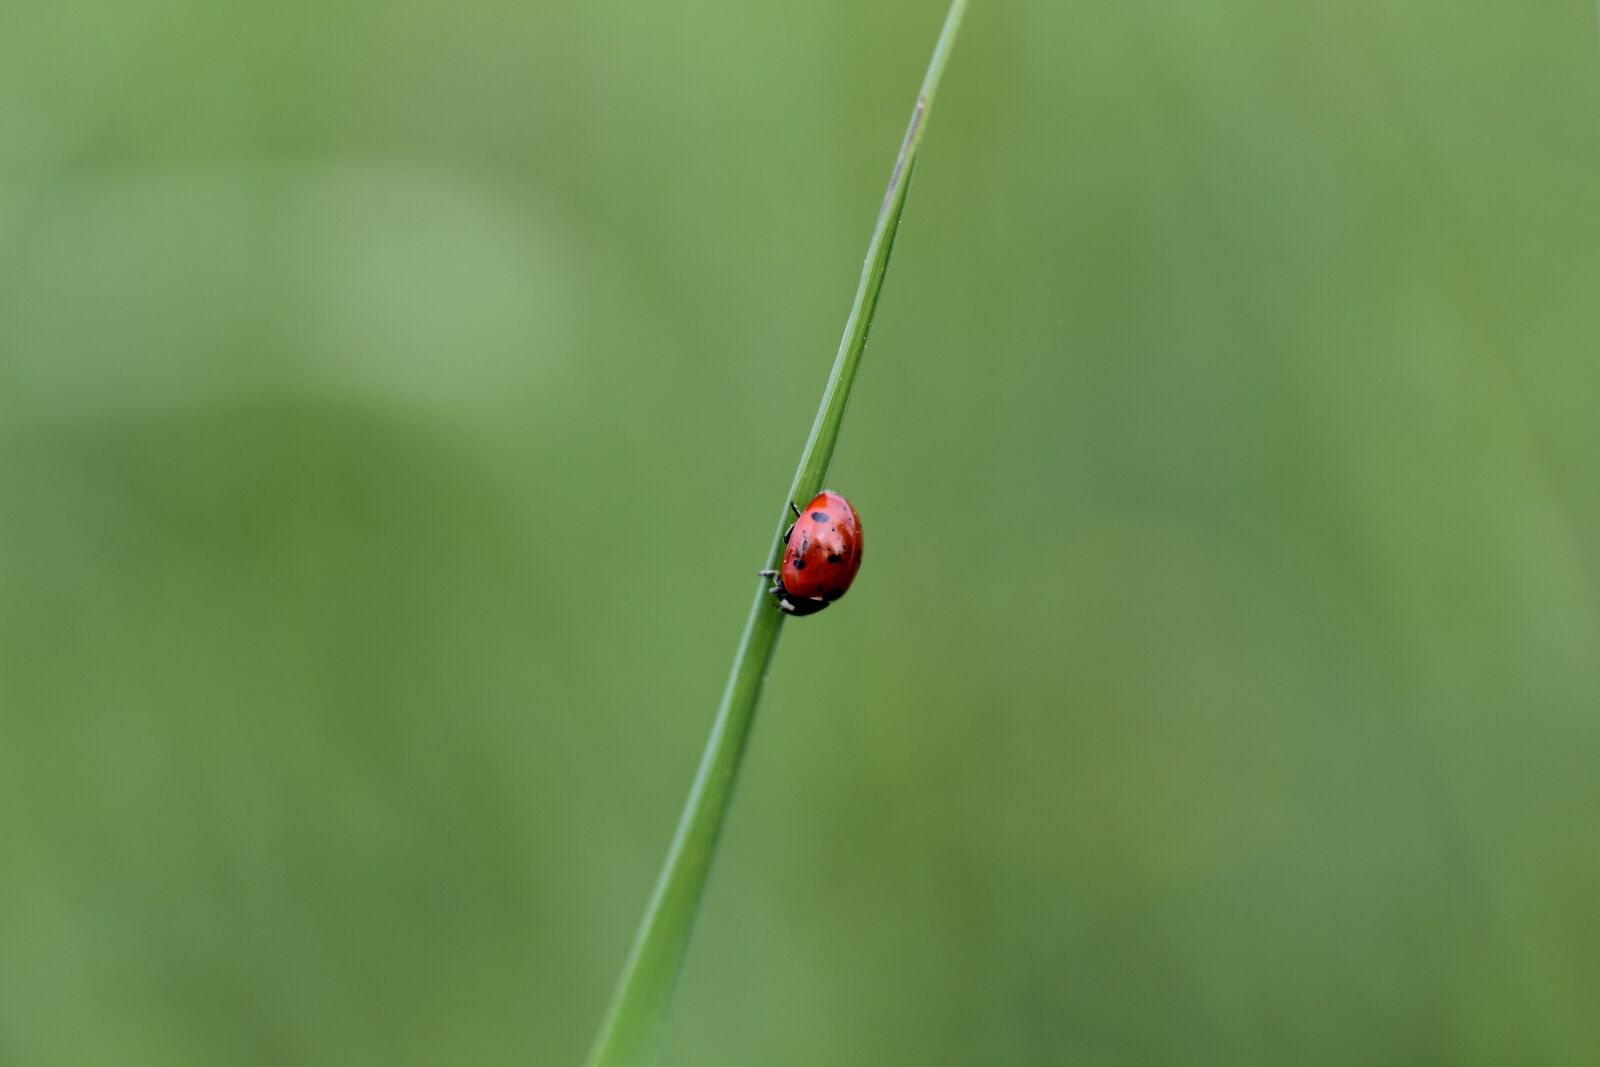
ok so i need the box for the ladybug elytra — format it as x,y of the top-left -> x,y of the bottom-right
758,490 -> 864,617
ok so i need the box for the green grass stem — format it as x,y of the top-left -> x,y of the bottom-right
582,5 -> 968,1064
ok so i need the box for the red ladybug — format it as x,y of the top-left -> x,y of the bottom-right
758,490 -> 864,616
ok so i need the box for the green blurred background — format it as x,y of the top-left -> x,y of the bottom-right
4,3 -> 1599,1064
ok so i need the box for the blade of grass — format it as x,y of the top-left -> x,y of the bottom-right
582,4 -> 968,1065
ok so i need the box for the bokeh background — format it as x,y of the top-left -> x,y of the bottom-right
4,3 -> 1599,1064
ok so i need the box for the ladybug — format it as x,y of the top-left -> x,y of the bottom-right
758,490 -> 864,616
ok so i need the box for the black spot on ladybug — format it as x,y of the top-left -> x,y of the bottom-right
811,511 -> 829,522
793,559 -> 806,570
827,553 -> 842,564
801,536 -> 809,552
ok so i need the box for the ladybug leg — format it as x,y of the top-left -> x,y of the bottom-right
789,501 -> 802,518
782,523 -> 795,544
